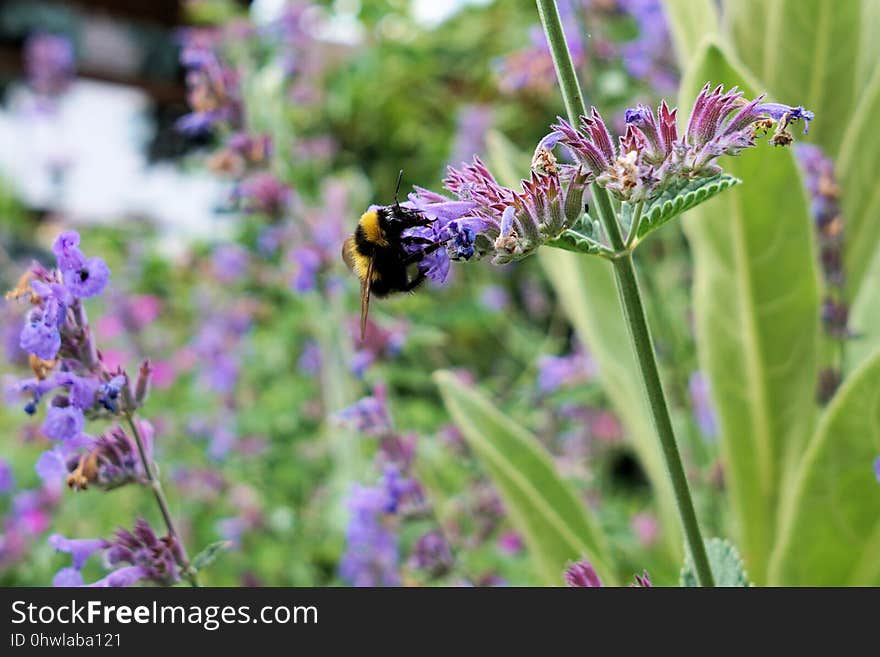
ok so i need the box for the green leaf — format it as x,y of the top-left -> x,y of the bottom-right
680,538 -> 751,587
769,349 -> 880,585
837,64 -> 880,302
433,370 -> 617,586
680,42 -> 820,584
725,0 -> 862,155
538,251 -> 681,558
191,540 -> 231,571
848,249 -> 880,370
660,0 -> 719,68
856,0 -> 880,89
545,217 -> 607,255
633,174 -> 741,245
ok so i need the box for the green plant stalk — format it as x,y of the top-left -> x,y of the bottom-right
536,0 -> 715,586
125,412 -> 200,587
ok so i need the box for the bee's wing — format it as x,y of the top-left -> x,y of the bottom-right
360,256 -> 374,341
341,236 -> 356,272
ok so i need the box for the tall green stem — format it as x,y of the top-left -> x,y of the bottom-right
536,0 -> 715,586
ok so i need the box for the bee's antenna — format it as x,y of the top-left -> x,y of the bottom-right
394,169 -> 404,208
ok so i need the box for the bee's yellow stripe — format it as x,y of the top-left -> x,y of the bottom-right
359,209 -> 388,247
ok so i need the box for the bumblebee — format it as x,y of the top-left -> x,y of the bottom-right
342,171 -> 440,340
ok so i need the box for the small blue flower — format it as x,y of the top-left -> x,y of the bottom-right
49,534 -> 107,569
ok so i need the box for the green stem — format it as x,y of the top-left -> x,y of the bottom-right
536,0 -> 715,586
125,412 -> 200,587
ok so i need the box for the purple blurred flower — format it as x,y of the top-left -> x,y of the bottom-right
339,484 -> 400,587
619,0 -> 678,93
235,173 -> 291,217
631,571 -> 653,587
874,456 -> 880,484
41,405 -> 85,442
410,530 -> 453,578
565,559 -> 602,587
450,104 -> 494,165
0,459 -> 14,494
49,534 -> 107,569
212,244 -> 250,283
334,391 -> 393,437
24,33 -> 75,98
631,511 -> 659,548
289,246 -> 322,293
688,371 -> 717,439
537,346 -> 596,393
176,29 -> 242,134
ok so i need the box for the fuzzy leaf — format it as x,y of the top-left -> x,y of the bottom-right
680,42 -> 820,584
191,540 -> 231,571
434,370 -> 616,586
680,538 -> 750,587
769,348 -> 880,586
838,64 -> 880,303
661,0 -> 719,68
545,217 -> 606,255
725,0 -> 861,156
633,174 -> 741,244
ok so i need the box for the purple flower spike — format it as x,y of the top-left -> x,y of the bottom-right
86,565 -> 148,588
564,559 -> 602,587
874,456 -> 880,484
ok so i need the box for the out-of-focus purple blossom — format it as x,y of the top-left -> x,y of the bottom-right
191,308 -> 252,396
537,346 -> 596,393
497,530 -> 524,555
479,284 -> 510,311
410,530 -> 453,578
212,244 -> 250,284
619,0 -> 678,94
235,172 -> 292,218
688,371 -> 717,439
289,246 -> 322,293
297,340 -> 322,375
873,456 -> 880,484
450,104 -> 494,165
208,132 -> 272,177
334,389 -> 393,437
348,317 -> 407,377
339,483 -> 400,587
565,559 -> 602,587
631,511 -> 659,548
176,28 -> 242,134
0,459 -> 14,494
24,33 -> 75,99
49,534 -> 107,569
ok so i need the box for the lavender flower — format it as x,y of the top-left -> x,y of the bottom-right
688,371 -> 718,439
41,405 -> 85,442
409,531 -> 453,578
537,346 -> 596,393
176,29 -> 242,134
24,33 -> 75,99
334,391 -> 394,437
235,172 -> 292,218
64,422 -> 153,491
0,459 -> 13,494
339,484 -> 400,587
564,559 -> 602,587
874,456 -> 880,484
619,0 -> 678,94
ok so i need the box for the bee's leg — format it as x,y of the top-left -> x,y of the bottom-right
402,270 -> 428,292
402,242 -> 443,266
